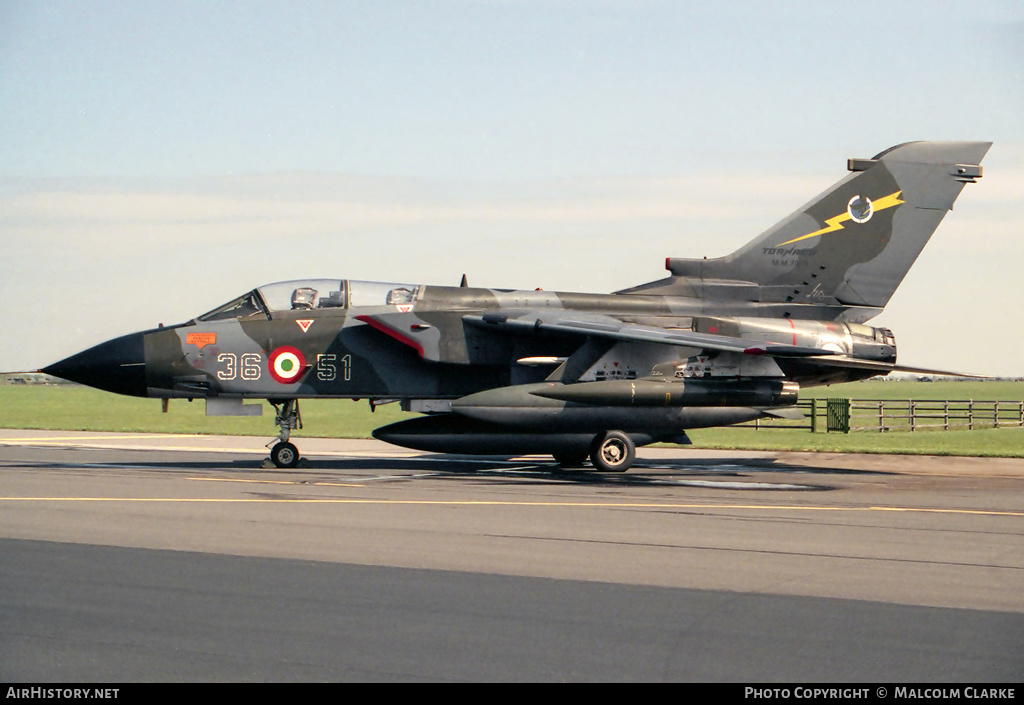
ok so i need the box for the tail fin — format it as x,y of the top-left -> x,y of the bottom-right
622,141 -> 991,318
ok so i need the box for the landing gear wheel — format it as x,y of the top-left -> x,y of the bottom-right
271,441 -> 300,469
589,431 -> 635,472
552,451 -> 589,468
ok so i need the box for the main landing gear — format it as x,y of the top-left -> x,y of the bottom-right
268,399 -> 303,468
589,431 -> 635,472
553,431 -> 636,472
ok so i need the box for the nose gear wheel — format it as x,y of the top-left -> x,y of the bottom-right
270,441 -> 299,468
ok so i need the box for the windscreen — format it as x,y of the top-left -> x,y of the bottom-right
196,291 -> 265,322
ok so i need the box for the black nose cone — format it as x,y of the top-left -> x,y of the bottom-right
42,332 -> 147,397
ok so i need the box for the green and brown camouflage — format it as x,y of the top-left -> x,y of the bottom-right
43,141 -> 991,470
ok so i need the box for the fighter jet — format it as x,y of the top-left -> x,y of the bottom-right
42,141 -> 990,471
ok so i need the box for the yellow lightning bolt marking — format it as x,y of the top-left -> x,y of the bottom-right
775,190 -> 904,247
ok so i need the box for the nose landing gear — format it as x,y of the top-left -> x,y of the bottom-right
267,399 -> 303,468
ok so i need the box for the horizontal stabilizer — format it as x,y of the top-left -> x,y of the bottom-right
796,355 -> 984,379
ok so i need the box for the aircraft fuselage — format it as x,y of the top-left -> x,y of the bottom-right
95,282 -> 880,404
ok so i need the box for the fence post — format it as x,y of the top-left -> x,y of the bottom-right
811,398 -> 818,434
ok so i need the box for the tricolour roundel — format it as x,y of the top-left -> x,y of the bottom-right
268,346 -> 306,384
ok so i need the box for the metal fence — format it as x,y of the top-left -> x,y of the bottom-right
747,398 -> 1024,433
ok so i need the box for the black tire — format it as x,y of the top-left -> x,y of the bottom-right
589,431 -> 635,472
271,441 -> 300,469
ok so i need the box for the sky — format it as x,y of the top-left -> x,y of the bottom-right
1,1 -> 1022,376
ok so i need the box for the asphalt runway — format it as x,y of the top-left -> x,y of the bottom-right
1,430 -> 1022,682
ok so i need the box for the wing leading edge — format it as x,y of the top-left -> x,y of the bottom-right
465,312 -> 833,357
462,312 -> 981,378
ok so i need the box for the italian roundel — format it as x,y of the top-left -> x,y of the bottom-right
268,346 -> 307,384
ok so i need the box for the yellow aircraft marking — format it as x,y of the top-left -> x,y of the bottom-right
775,190 -> 904,247
0,495 -> 1020,517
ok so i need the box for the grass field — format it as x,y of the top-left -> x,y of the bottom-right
689,380 -> 1024,457
0,384 -> 414,438
2,380 -> 1023,457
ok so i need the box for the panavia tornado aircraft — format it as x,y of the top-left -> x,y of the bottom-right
43,141 -> 990,471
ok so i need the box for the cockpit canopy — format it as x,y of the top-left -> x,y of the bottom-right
196,279 -> 422,322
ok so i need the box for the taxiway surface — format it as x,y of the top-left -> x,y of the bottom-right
1,430 -> 1022,681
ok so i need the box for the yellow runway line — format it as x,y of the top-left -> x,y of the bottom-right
0,495 -> 1021,517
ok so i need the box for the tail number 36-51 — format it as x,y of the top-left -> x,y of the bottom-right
214,352 -> 352,382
